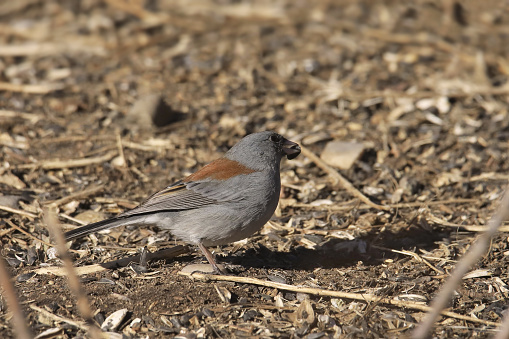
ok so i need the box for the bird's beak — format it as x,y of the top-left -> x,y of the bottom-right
283,138 -> 301,160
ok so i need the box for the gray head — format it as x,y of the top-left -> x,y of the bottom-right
225,131 -> 301,171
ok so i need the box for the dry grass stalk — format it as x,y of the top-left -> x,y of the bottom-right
179,271 -> 499,327
0,81 -> 65,94
494,309 -> 509,339
0,257 -> 33,339
427,213 -> 509,232
16,150 -> 117,170
44,185 -> 105,207
5,220 -> 52,247
412,188 -> 509,339
28,304 -> 87,331
372,245 -> 445,275
43,207 -> 103,337
104,0 -> 162,21
300,145 -> 390,211
34,245 -> 190,276
294,198 -> 478,212
0,206 -> 37,219
0,109 -> 42,123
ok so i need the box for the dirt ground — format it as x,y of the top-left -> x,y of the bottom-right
1,0 -> 509,338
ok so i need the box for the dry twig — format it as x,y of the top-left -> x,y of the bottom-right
467,172 -> 509,182
0,81 -> 65,94
16,151 -> 117,170
58,213 -> 89,226
412,189 -> 509,339
28,304 -> 87,331
0,42 -> 106,57
0,205 -> 37,219
494,308 -> 509,339
372,245 -> 444,275
179,271 -> 499,327
5,219 -> 53,247
300,145 -> 390,211
104,0 -> 163,21
294,198 -> 478,211
34,245 -> 190,276
0,109 -> 43,123
116,132 -> 127,168
427,213 -> 509,232
39,135 -> 116,144
44,185 -> 105,207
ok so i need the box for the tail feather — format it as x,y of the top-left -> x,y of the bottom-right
65,217 -> 128,241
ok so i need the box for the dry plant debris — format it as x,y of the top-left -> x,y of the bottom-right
1,0 -> 509,338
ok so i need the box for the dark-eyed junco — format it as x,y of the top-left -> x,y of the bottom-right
65,131 -> 301,273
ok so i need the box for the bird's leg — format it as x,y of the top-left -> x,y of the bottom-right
139,246 -> 148,267
198,243 -> 228,274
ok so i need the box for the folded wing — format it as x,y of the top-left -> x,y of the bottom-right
118,179 -> 243,218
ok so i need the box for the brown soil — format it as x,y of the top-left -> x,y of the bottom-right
1,0 -> 509,338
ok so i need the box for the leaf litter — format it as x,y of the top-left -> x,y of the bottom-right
1,0 -> 509,337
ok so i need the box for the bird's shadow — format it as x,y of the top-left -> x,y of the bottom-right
218,226 -> 453,271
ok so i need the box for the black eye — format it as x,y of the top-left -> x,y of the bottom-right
269,134 -> 282,143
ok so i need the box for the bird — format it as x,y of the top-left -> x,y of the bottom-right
65,131 -> 301,273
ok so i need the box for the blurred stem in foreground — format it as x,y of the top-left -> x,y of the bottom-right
0,256 -> 33,339
44,206 -> 104,338
413,189 -> 509,339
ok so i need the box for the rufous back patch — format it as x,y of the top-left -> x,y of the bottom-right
183,158 -> 256,182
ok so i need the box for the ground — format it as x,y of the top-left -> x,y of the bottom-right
1,0 -> 509,338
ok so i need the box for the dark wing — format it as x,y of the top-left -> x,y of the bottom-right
65,180 -> 220,241
118,179 -> 243,218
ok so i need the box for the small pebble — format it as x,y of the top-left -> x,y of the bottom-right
101,308 -> 128,331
